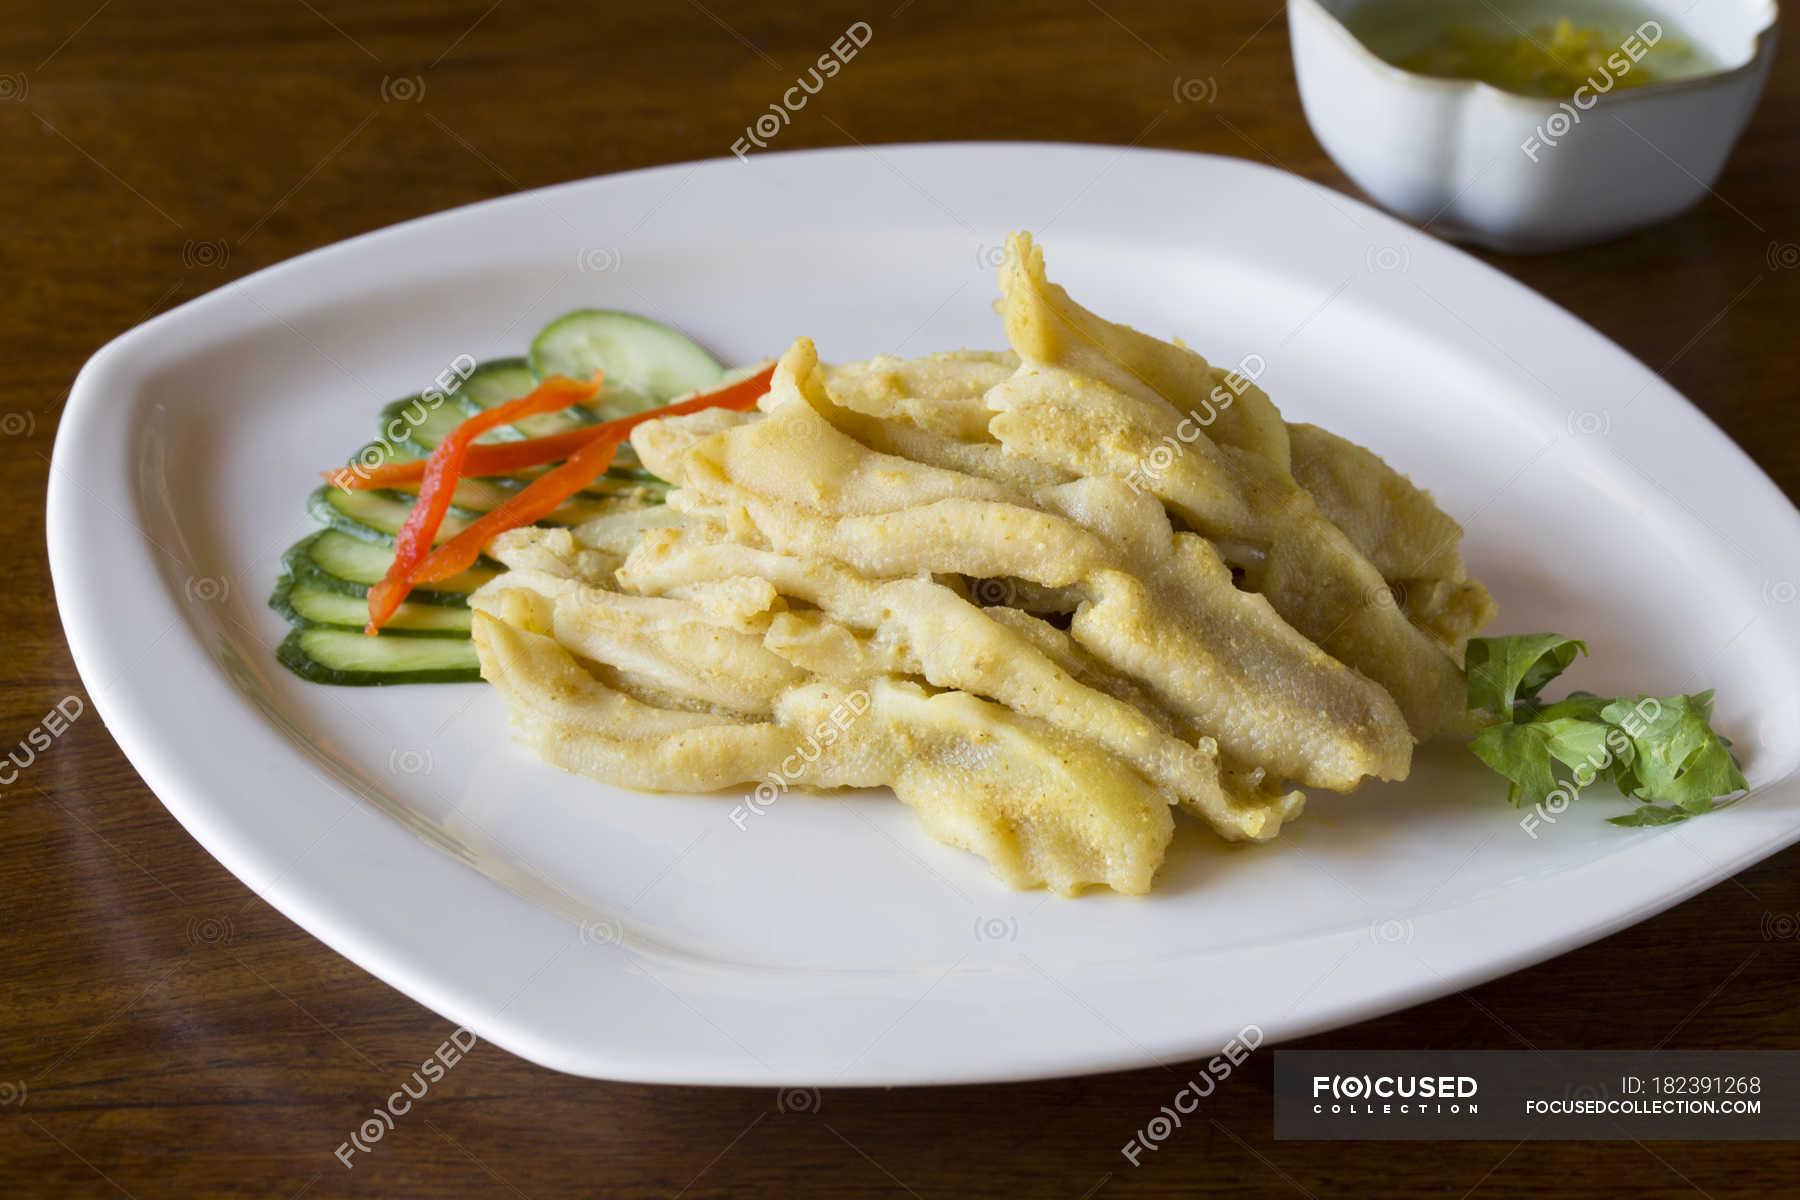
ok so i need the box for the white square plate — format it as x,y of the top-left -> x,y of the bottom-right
48,144 -> 1800,1084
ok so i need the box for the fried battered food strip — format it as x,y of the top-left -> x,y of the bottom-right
806,399 -> 1073,495
631,342 -> 1411,790
472,606 -> 798,788
821,350 -> 1019,441
975,605 -> 1308,817
1037,476 -> 1411,785
806,328 -> 1489,674
1285,423 -> 1497,653
874,682 -> 1173,895
810,350 -> 1074,493
992,243 -> 1474,739
997,231 -> 1292,471
569,503 -> 691,558
472,611 -> 1172,894
484,525 -> 622,586
470,567 -> 805,719
614,529 -> 1293,837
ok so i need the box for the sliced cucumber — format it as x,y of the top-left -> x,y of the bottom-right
285,531 -> 495,602
277,627 -> 481,686
309,483 -> 646,547
375,394 -> 509,457
271,575 -> 473,636
385,475 -> 523,514
277,309 -> 710,689
381,478 -> 641,524
373,357 -> 654,497
453,357 -> 590,440
529,310 -> 723,418
458,358 -> 540,412
346,432 -> 649,500
309,486 -> 477,544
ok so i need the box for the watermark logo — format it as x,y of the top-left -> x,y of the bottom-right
0,73 -> 26,102
1172,75 -> 1217,104
1521,697 -> 1661,837
1767,242 -> 1800,271
1365,245 -> 1409,273
969,577 -> 1017,607
1567,1079 -> 1611,1105
1761,912 -> 1799,941
1123,353 -> 1265,493
776,1087 -> 821,1114
579,917 -> 624,947
186,915 -> 236,947
0,1081 -> 24,1106
388,748 -> 433,776
182,239 -> 229,269
1,696 -> 84,788
335,1027 -> 476,1168
1522,22 -> 1663,160
973,916 -> 1018,943
186,575 -> 230,603
1567,409 -> 1611,436
1121,1025 -> 1262,1164
732,22 -> 873,159
1369,917 -> 1414,945
347,353 -> 478,482
730,690 -> 870,828
380,75 -> 425,103
0,412 -> 36,437
1312,1072 -> 1478,1113
1363,581 -> 1407,612
577,247 -> 622,273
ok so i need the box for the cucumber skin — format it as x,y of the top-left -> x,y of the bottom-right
268,573 -> 473,638
307,486 -> 481,545
275,629 -> 482,686
277,323 -> 705,687
451,357 -> 583,441
377,392 -> 510,455
528,309 -> 724,420
279,533 -> 484,607
309,485 -> 399,545
309,483 -> 666,549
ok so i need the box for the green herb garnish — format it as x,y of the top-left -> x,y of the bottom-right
1464,635 -> 1747,827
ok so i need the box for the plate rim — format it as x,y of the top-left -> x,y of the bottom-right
47,141 -> 1800,1085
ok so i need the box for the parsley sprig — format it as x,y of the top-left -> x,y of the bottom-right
1464,634 -> 1747,827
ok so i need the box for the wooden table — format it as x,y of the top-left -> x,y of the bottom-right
4,2 -> 1796,1195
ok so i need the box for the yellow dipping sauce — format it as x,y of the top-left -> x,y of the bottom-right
1345,1 -> 1719,98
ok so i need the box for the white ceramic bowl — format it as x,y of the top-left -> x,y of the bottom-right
1288,0 -> 1779,252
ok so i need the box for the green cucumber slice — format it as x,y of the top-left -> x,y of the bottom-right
309,484 -> 647,546
529,310 -> 723,418
375,394 -> 509,457
453,357 -> 590,440
344,433 -> 649,498
380,479 -> 640,524
276,627 -> 481,686
385,475 -> 521,514
271,575 -> 474,636
286,531 -> 494,601
309,487 -> 477,544
368,357 -> 654,495
458,358 -> 540,412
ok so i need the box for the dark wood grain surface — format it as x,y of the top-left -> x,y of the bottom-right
4,1 -> 1797,1196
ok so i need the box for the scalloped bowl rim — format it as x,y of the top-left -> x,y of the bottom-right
1293,0 -> 1781,109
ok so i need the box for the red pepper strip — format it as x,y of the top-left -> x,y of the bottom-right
364,372 -> 601,633
323,364 -> 776,491
324,427 -> 599,490
411,434 -> 625,585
